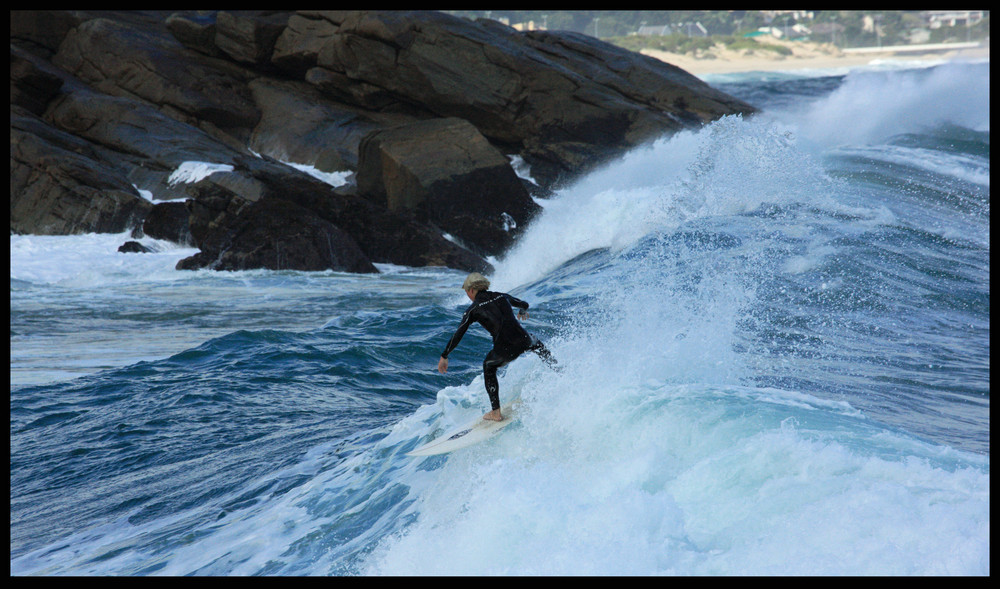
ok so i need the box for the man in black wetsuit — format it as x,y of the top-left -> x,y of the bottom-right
437,272 -> 559,421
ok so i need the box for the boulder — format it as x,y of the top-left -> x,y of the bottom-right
10,46 -> 64,115
10,108 -> 152,235
247,78 -> 405,172
52,16 -> 261,140
174,165 -> 491,274
357,117 -> 540,257
178,189 -> 378,273
141,201 -> 194,246
118,240 -> 153,253
10,10 -> 758,275
165,11 -> 224,58
312,11 -> 757,186
214,11 -> 290,66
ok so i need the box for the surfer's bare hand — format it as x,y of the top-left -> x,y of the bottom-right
518,310 -> 529,321
437,356 -> 448,374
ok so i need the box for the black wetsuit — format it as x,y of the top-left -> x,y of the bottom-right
441,290 -> 558,411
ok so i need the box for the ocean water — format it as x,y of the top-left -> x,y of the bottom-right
10,59 -> 989,576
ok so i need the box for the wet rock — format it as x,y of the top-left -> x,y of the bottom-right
357,117 -> 540,257
118,240 -> 152,253
10,10 -> 757,273
10,108 -> 152,235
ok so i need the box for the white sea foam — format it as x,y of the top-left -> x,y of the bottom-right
773,61 -> 990,147
282,161 -> 352,188
357,72 -> 990,574
491,114 -> 829,290
134,186 -> 158,202
361,377 -> 989,575
833,144 -> 990,186
10,232 -> 198,287
9,59 -> 989,577
167,161 -> 235,186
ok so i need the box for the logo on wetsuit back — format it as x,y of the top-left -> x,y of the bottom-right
474,294 -> 507,311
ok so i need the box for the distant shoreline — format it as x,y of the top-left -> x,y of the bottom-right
642,42 -> 989,76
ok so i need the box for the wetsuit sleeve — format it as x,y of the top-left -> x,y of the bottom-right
441,309 -> 474,359
503,293 -> 529,311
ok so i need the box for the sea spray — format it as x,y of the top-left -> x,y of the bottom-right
366,383 -> 988,575
11,62 -> 989,576
492,113 -> 833,292
771,61 -> 990,148
362,107 -> 989,575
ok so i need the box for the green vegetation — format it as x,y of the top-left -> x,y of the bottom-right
445,10 -> 990,49
610,33 -> 793,57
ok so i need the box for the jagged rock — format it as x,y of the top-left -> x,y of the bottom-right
9,10 -> 757,274
311,11 -> 756,186
43,85 -> 255,202
118,240 -> 152,253
142,201 -> 194,246
357,117 -> 540,257
165,11 -> 223,58
52,16 -> 261,139
10,46 -> 64,115
178,187 -> 377,273
270,12 -> 341,75
242,165 -> 492,272
247,78 -> 404,172
9,10 -> 83,57
10,108 -> 152,235
175,171 -> 491,274
214,11 -> 290,66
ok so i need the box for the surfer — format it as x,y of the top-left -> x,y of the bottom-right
438,272 -> 559,421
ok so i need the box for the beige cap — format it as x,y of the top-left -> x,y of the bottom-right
462,272 -> 490,292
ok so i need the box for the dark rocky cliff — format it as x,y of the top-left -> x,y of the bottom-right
10,10 -> 756,273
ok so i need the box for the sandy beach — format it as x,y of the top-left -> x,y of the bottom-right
642,39 -> 989,76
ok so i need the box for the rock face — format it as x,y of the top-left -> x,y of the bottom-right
178,185 -> 379,274
11,105 -> 153,235
10,10 -> 756,274
357,117 -> 540,258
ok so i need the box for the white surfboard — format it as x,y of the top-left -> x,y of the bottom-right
408,400 -> 520,457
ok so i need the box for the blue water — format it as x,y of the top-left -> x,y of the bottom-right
10,60 -> 989,575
